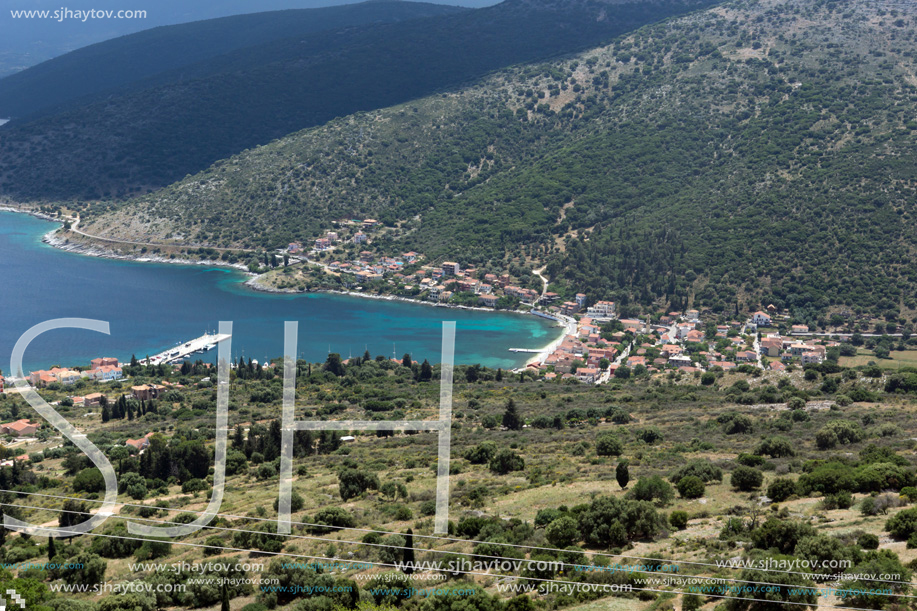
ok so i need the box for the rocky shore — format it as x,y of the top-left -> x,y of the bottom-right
40,225 -> 251,272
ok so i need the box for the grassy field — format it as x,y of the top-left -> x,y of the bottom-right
839,350 -> 917,370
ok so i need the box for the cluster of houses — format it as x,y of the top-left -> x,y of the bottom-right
319,252 -> 563,309
533,301 -> 834,383
536,301 -> 619,383
329,250 -> 419,287
27,357 -> 123,388
286,219 -> 384,254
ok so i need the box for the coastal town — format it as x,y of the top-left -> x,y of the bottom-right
526,303 -> 842,383
273,220 -> 898,385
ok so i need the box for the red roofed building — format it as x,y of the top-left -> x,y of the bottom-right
125,432 -> 155,451
0,419 -> 40,437
90,357 -> 119,370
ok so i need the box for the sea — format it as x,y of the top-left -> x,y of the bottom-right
0,211 -> 558,373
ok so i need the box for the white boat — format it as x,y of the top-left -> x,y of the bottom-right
204,343 -> 216,351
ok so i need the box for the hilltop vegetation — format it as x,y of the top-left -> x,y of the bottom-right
76,0 -> 917,320
0,0 -> 712,201
5,349 -> 917,609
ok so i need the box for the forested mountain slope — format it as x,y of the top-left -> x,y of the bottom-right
0,0 -> 711,200
0,1 -> 463,120
82,0 -> 917,318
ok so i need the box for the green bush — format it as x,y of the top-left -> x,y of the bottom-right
755,436 -> 795,458
338,468 -> 379,500
767,478 -> 796,503
670,510 -> 689,530
577,495 -> 662,545
310,507 -> 356,534
750,519 -> 817,554
627,475 -> 675,507
464,441 -> 498,465
857,533 -> 880,550
272,490 -> 305,513
489,449 -> 525,475
731,466 -> 763,491
676,476 -> 705,499
670,460 -> 723,483
886,507 -> 917,540
595,432 -> 623,456
719,412 -> 754,435
545,516 -> 580,547
736,453 -> 765,467
73,467 -> 106,493
815,428 -> 839,450
823,420 -> 864,444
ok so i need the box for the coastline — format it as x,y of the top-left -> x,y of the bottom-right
244,274 -> 527,314
41,229 -> 252,272
245,274 -> 571,357
6,207 -> 568,361
524,312 -> 577,367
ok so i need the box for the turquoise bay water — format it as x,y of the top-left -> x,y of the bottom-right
0,212 -> 557,373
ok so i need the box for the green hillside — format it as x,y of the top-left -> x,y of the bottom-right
0,0 -> 711,201
79,0 -> 917,320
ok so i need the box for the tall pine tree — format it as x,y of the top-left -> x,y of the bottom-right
502,399 -> 523,430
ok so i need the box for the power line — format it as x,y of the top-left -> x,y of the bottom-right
0,488 -> 904,585
0,500 -> 857,599
0,503 -> 890,611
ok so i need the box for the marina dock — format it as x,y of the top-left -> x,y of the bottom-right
143,333 -> 231,365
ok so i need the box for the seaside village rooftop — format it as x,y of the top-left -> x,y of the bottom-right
529,302 -> 836,384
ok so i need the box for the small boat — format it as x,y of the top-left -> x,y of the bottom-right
204,343 -> 216,351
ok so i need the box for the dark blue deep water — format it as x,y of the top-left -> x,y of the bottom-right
0,212 -> 557,373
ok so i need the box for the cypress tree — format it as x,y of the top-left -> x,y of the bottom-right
616,460 -> 630,489
402,528 -> 415,574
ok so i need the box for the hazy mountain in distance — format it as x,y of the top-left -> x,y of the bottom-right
0,0 -> 494,77
0,1 -> 465,120
0,0 -> 716,201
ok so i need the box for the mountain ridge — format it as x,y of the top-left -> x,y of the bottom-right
0,0 -> 712,201
76,0 -> 917,320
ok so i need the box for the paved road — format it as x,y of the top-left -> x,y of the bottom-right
65,216 -> 255,253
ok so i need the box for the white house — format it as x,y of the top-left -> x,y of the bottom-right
751,311 -> 772,326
